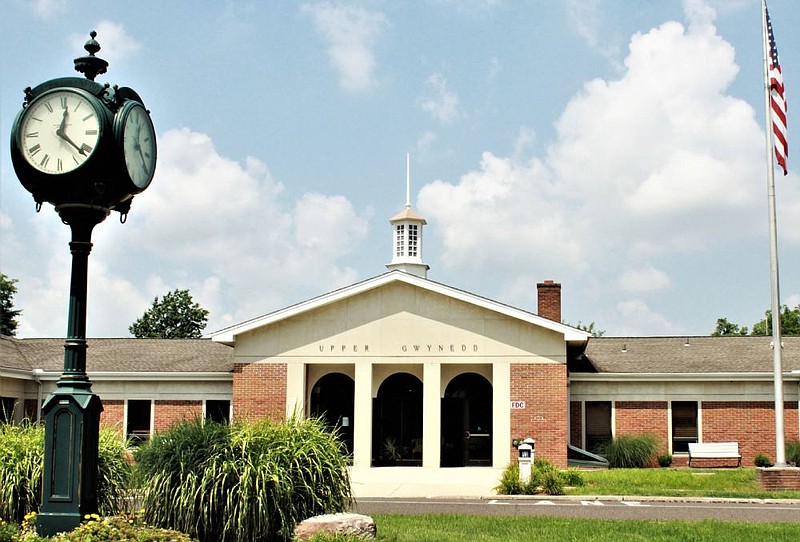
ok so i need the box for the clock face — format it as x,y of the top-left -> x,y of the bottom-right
19,89 -> 101,175
121,102 -> 156,189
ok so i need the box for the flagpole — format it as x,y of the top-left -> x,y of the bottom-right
761,0 -> 785,467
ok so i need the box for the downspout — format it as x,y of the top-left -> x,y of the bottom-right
33,368 -> 44,423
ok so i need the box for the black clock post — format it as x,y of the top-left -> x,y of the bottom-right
9,32 -> 157,536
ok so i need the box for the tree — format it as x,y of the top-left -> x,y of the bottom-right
129,289 -> 209,339
750,304 -> 800,336
574,321 -> 606,337
711,317 -> 748,337
0,272 -> 22,336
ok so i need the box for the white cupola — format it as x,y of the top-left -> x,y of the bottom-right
386,154 -> 429,278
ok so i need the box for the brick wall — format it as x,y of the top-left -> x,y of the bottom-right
614,401 -> 669,458
536,281 -> 561,322
569,401 -> 582,447
757,468 -> 800,490
100,399 -> 124,435
232,362 -> 288,422
701,401 -> 799,466
154,400 -> 203,433
510,363 -> 567,467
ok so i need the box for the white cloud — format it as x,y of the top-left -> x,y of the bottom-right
70,21 -> 141,66
430,0 -> 504,16
417,2 -> 778,335
421,73 -> 461,124
8,127 -> 369,336
618,267 -> 672,293
29,0 -> 66,20
565,0 -> 621,68
615,299 -> 682,336
303,2 -> 386,93
415,131 -> 438,159
114,127 -> 369,332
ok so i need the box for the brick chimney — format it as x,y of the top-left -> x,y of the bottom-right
537,280 -> 562,322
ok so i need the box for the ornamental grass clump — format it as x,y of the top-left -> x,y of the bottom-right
0,421 -> 42,525
786,440 -> 800,467
598,434 -> 659,469
0,421 -> 134,524
134,416 -> 352,542
494,458 -> 584,495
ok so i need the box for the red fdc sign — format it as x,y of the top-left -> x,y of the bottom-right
510,400 -> 526,410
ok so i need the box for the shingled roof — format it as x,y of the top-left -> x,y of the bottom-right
0,336 -> 233,373
583,336 -> 800,374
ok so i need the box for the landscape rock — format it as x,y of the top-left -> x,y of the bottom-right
293,512 -> 377,540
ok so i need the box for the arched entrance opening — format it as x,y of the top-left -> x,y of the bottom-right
441,372 -> 492,467
309,372 -> 354,456
372,372 -> 422,466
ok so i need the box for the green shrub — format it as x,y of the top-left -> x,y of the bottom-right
658,453 -> 673,467
530,462 -> 564,495
786,440 -> 800,467
494,461 -> 524,495
97,429 -> 135,515
59,514 -> 193,541
754,452 -> 773,468
597,434 -> 659,469
135,416 -> 352,542
495,459 -> 583,495
0,421 -> 133,524
0,520 -> 19,542
0,422 -> 42,524
561,468 -> 586,487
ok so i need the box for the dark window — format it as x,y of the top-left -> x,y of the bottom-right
585,401 -> 612,453
205,400 -> 230,424
372,372 -> 423,466
127,400 -> 151,445
0,397 -> 16,424
671,401 -> 698,453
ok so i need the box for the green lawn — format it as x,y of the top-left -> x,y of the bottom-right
307,468 -> 800,541
566,467 -> 800,499
367,514 -> 800,541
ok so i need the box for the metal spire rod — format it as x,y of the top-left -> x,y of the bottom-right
406,153 -> 411,208
760,0 -> 785,467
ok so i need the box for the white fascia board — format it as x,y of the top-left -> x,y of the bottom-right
211,271 -> 590,344
1,370 -> 232,382
0,367 -> 39,380
570,372 -> 800,383
89,372 -> 233,382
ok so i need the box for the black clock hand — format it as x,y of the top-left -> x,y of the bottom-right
55,109 -> 87,156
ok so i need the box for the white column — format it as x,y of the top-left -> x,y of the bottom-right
492,360 -> 511,468
353,360 -> 373,469
422,361 -> 441,468
285,363 -> 306,418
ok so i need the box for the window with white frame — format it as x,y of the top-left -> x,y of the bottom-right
205,400 -> 230,424
395,225 -> 405,257
126,399 -> 152,445
585,401 -> 612,453
671,401 -> 698,453
408,224 -> 418,257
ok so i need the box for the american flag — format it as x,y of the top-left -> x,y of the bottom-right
766,3 -> 788,175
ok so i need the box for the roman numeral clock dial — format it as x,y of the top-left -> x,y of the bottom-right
117,101 -> 157,189
18,89 -> 101,174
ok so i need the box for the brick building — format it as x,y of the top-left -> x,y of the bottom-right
2,203 -> 799,490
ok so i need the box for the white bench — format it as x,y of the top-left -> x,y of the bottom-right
688,442 -> 741,467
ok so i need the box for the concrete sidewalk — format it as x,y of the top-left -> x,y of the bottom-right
350,467 -> 502,499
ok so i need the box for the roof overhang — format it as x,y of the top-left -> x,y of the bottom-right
570,371 -> 800,383
1,369 -> 232,382
211,271 -> 590,345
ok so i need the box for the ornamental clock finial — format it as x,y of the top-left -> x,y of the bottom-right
74,30 -> 108,81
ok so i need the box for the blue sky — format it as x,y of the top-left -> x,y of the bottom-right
1,0 -> 798,338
